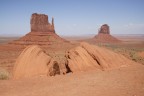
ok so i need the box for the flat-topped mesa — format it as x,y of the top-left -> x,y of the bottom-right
31,13 -> 55,32
98,24 -> 110,34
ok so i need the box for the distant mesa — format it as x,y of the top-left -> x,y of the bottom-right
9,13 -> 68,45
98,24 -> 110,34
94,24 -> 121,43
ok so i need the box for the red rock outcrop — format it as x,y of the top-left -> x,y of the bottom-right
66,42 -> 134,72
13,45 -> 60,79
31,13 -> 55,32
94,24 -> 121,43
98,24 -> 110,34
9,13 -> 69,45
13,42 -> 137,78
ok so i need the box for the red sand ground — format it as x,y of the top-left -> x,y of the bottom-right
0,63 -> 144,96
138,51 -> 144,58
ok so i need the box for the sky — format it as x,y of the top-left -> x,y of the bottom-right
0,0 -> 144,36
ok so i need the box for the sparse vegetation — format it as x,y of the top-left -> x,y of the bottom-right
97,43 -> 144,65
0,69 -> 10,80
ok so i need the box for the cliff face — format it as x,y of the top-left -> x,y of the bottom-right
30,13 -> 55,32
98,24 -> 110,34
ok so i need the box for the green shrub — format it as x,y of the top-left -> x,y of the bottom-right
0,69 -> 9,80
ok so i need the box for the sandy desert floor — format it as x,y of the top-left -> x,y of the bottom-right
0,34 -> 144,96
0,63 -> 144,96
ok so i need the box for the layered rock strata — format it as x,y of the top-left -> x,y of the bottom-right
9,13 -> 68,45
13,45 -> 60,79
66,42 -> 133,72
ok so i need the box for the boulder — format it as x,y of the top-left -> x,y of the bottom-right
66,42 -> 133,72
13,45 -> 60,79
66,46 -> 101,72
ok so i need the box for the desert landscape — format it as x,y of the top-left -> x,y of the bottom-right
0,12 -> 144,96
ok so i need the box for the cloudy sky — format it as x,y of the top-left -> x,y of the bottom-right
0,0 -> 144,36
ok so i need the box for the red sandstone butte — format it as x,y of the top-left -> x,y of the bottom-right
9,13 -> 68,45
94,24 -> 121,43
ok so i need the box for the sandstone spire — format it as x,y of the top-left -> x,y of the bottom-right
52,17 -> 54,26
52,17 -> 55,32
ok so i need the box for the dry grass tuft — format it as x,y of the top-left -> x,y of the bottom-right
0,69 -> 9,80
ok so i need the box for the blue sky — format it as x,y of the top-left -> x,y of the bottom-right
0,0 -> 144,36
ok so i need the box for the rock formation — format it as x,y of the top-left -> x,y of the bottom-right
66,42 -> 134,72
13,45 -> 60,79
98,24 -> 110,34
94,24 -> 121,43
9,13 -> 68,45
66,46 -> 101,72
31,13 -> 55,32
13,42 -> 137,79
